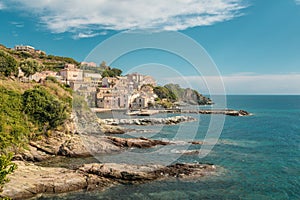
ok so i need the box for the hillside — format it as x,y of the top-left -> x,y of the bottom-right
0,76 -> 73,187
164,84 -> 213,105
0,44 -> 79,72
153,84 -> 212,108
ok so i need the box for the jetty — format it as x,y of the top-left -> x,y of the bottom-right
125,109 -> 251,117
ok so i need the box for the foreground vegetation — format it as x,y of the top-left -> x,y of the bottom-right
0,78 -> 72,189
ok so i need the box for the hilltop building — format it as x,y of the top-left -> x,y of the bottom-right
81,62 -> 97,67
59,64 -> 83,86
14,45 -> 35,52
14,45 -> 46,54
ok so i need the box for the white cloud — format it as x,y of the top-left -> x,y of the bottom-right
10,21 -> 24,28
3,0 -> 247,36
163,73 -> 300,95
73,32 -> 101,39
296,0 -> 300,5
0,1 -> 5,9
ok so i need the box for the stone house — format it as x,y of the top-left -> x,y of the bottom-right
59,64 -> 83,85
126,73 -> 156,90
29,71 -> 58,82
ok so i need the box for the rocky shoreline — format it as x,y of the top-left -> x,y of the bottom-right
2,126 -> 217,199
102,116 -> 196,126
0,108 -> 240,199
1,161 -> 217,200
98,109 -> 251,117
162,109 -> 251,116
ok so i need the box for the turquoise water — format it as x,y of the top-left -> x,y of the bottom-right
39,95 -> 300,200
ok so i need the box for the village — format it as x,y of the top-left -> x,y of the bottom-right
14,45 -> 158,111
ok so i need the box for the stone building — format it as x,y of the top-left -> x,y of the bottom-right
59,64 -> 83,86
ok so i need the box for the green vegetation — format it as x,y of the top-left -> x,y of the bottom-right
0,45 -> 79,74
23,87 -> 69,130
0,153 -> 17,188
19,58 -> 44,77
164,83 -> 212,105
95,61 -> 122,78
0,77 -> 72,188
152,84 -> 212,107
46,55 -> 79,65
0,50 -> 18,77
153,86 -> 178,102
0,80 -> 72,150
0,44 -> 77,190
102,68 -> 122,78
0,87 -> 31,150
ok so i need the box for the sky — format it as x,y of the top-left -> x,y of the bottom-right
0,0 -> 300,94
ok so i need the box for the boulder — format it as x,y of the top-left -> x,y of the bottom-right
106,136 -> 171,148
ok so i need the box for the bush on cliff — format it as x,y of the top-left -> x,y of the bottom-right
0,153 -> 17,189
153,86 -> 178,102
101,68 -> 122,78
0,87 -> 31,150
19,58 -> 44,77
0,50 -> 18,77
23,87 -> 68,131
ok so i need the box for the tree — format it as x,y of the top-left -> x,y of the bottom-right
100,61 -> 108,69
111,68 -> 122,76
153,86 -> 177,102
19,58 -> 44,77
101,68 -> 122,78
0,50 -> 18,77
23,87 -> 68,130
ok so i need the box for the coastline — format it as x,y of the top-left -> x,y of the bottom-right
1,128 -> 217,199
1,161 -> 217,200
1,107 -> 250,199
92,108 -> 251,117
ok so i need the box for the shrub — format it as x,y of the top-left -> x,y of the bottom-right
0,50 -> 18,77
0,153 -> 17,188
19,58 -> 44,77
153,86 -> 177,102
23,87 -> 68,130
0,87 -> 31,150
102,68 -> 122,77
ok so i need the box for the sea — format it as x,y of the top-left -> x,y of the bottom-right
38,95 -> 300,200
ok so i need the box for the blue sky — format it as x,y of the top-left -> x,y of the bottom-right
1,0 -> 300,94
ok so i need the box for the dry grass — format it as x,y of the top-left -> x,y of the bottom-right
0,78 -> 37,93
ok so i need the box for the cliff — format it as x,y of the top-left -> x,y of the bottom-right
164,83 -> 212,105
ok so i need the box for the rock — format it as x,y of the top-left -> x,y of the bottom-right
80,162 -> 216,183
106,136 -> 171,148
58,134 -> 121,157
101,125 -> 126,134
238,110 -> 250,116
0,161 -> 90,200
103,116 -> 196,126
1,161 -> 217,199
152,163 -> 216,179
171,149 -> 201,155
188,141 -> 204,145
197,109 -> 251,116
